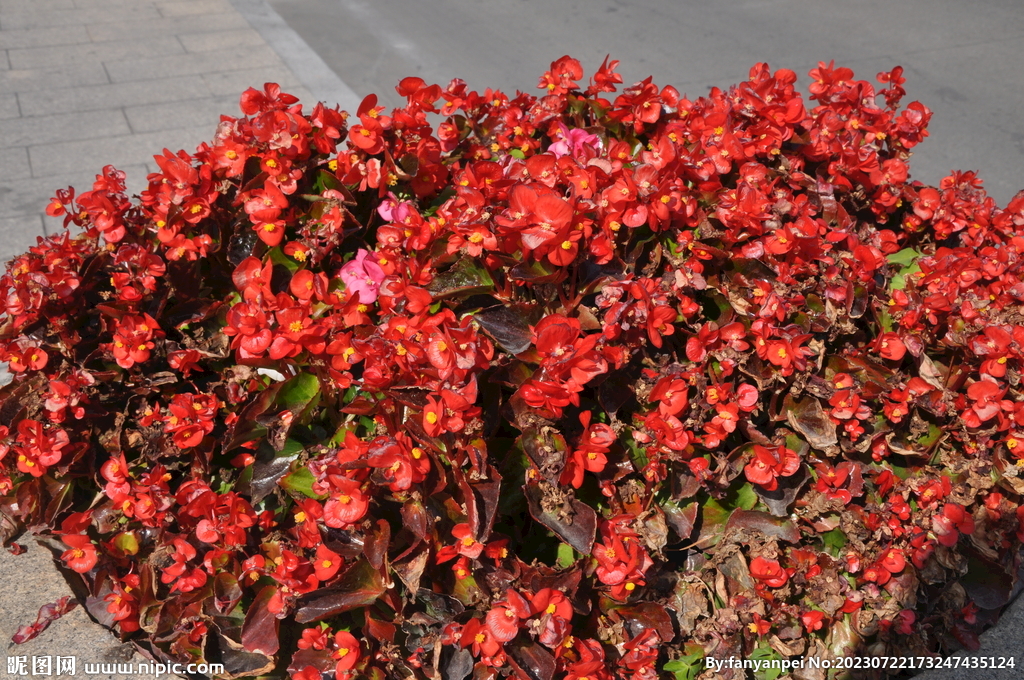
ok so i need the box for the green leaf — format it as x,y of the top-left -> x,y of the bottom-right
268,246 -> 299,274
113,531 -> 139,555
509,148 -> 526,159
625,436 -> 649,471
887,247 -> 921,267
280,467 -> 320,498
750,644 -> 784,680
878,306 -> 894,332
735,482 -> 758,511
888,248 -> 922,291
277,372 -> 320,412
663,643 -> 704,680
556,543 -> 576,568
822,527 -> 847,556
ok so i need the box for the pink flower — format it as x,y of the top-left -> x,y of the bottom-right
548,123 -> 602,159
377,192 -> 416,223
339,249 -> 385,304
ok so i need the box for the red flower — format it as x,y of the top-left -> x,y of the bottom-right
933,503 -> 975,547
323,479 -> 369,527
314,544 -> 342,582
749,556 -> 788,588
451,523 -> 484,559
744,444 -> 801,491
748,613 -> 771,636
61,534 -> 98,573
297,627 -> 330,651
801,610 -> 826,632
875,332 -> 907,361
485,589 -> 530,642
333,630 -> 361,672
649,376 -> 689,416
460,617 -> 502,658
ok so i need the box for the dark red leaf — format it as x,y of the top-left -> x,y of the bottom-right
507,636 -> 556,680
241,585 -> 280,656
363,518 -> 390,570
11,596 -> 77,644
295,558 -> 386,623
475,305 -> 534,354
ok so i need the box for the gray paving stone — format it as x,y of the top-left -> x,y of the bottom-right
0,540 -> 152,680
84,10 -> 247,41
104,43 -> 280,82
0,91 -> 19,118
201,64 -> 308,98
8,35 -> 184,70
0,213 -> 46,261
29,129 -> 210,179
0,0 -> 74,11
0,61 -> 109,93
72,0 -> 159,7
157,0 -> 232,17
0,5 -> 160,30
17,75 -> 213,117
177,26 -> 264,53
123,94 -> 239,134
0,145 -> 31,180
0,108 -> 130,148
0,164 -> 151,220
0,23 -> 90,50
1,48 -> 9,69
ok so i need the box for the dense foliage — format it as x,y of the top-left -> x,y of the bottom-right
3,56 -> 1024,680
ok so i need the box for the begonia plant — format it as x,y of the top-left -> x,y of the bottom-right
3,56 -> 1024,680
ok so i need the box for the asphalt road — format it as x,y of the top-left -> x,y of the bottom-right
267,0 -> 1024,208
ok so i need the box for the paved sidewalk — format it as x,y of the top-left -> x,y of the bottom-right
0,0 -> 351,265
0,0 -> 344,677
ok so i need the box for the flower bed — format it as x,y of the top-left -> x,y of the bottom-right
2,56 -> 1024,680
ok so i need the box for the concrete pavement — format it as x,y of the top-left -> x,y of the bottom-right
0,0 -> 336,265
1,0 -> 1024,678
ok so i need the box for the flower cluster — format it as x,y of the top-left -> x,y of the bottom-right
2,56 -> 1024,680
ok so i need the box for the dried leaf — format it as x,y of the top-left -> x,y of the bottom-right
206,629 -> 276,680
393,548 -> 429,596
783,394 -> 837,449
726,510 -> 801,543
918,353 -> 947,390
363,519 -> 390,570
613,602 -> 676,642
441,647 -> 474,680
214,572 -> 242,615
662,500 -> 698,542
961,546 -> 1013,609
11,596 -> 77,644
524,481 -> 597,555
